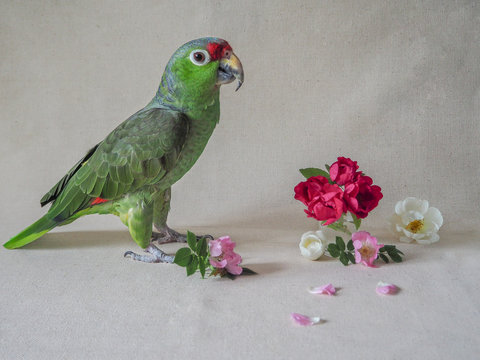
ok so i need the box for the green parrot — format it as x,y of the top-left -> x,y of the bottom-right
4,37 -> 244,263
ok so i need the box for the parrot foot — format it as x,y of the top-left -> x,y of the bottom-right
152,226 -> 214,244
124,244 -> 174,263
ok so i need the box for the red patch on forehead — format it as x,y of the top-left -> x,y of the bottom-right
206,42 -> 232,61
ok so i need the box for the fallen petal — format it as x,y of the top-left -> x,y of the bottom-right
291,313 -> 321,326
308,283 -> 336,295
376,281 -> 398,295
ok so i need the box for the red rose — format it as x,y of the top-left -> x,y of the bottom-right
294,176 -> 325,206
329,157 -> 360,186
343,181 -> 360,213
344,175 -> 383,218
294,176 -> 346,225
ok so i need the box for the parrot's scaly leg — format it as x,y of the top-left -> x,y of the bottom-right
124,244 -> 174,263
152,188 -> 213,244
120,194 -> 174,263
152,225 -> 214,244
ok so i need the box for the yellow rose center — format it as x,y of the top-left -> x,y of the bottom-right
303,238 -> 315,248
359,245 -> 376,259
406,219 -> 424,233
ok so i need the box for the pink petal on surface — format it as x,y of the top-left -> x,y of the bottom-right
376,281 -> 398,295
290,313 -> 321,326
308,283 -> 336,295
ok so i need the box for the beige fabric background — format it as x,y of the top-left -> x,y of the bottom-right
1,1 -> 479,359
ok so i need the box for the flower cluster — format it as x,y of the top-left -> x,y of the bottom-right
299,229 -> 404,267
294,157 -> 383,225
295,157 -> 404,267
209,236 -> 243,276
173,231 -> 254,279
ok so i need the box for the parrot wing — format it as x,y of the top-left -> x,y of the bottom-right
40,144 -> 99,207
45,107 -> 190,222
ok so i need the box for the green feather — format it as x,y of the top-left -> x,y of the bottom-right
79,170 -> 98,194
116,181 -> 127,196
4,215 -> 57,249
117,165 -> 134,184
40,144 -> 99,207
129,151 -> 142,174
142,158 -> 161,178
102,176 -> 118,198
95,161 -> 109,178
109,165 -> 120,182
90,175 -> 107,197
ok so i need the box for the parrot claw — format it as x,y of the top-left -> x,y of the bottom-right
124,244 -> 174,263
152,226 -> 214,244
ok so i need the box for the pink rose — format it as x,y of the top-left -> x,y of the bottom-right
208,236 -> 243,275
329,157 -> 360,186
352,231 -> 383,267
344,175 -> 383,219
294,176 -> 345,225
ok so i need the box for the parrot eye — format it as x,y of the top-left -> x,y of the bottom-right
189,50 -> 210,66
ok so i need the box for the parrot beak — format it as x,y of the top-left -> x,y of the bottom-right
217,52 -> 244,91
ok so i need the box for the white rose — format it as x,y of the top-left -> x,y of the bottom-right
389,197 -> 443,244
299,231 -> 328,260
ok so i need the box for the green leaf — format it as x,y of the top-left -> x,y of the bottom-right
186,256 -> 199,276
198,259 -> 206,278
328,243 -> 340,257
381,245 -> 404,257
347,239 -> 354,251
346,252 -> 356,264
379,253 -> 389,263
395,248 -> 405,256
339,252 -> 349,266
197,237 -> 207,257
389,252 -> 403,263
351,213 -> 361,230
173,247 -> 192,267
225,272 -> 236,280
299,168 -> 330,179
240,267 -> 257,275
336,236 -> 345,251
186,231 -> 197,252
325,164 -> 331,171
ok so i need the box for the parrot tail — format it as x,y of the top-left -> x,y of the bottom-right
4,215 -> 58,249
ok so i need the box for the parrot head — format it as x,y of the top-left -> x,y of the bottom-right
158,37 -> 244,109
